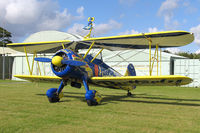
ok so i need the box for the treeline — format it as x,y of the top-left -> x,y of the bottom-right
163,50 -> 200,59
0,27 -> 12,47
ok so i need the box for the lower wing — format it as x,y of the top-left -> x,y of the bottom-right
90,75 -> 192,89
14,75 -> 62,83
14,75 -> 192,90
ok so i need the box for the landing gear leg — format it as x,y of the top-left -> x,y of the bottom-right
127,90 -> 132,96
46,80 -> 65,103
83,77 -> 102,106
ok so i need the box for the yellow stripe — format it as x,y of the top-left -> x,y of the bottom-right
14,75 -> 62,79
83,31 -> 191,41
7,40 -> 71,46
91,75 -> 192,80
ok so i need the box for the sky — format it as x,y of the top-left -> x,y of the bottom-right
1,0 -> 200,53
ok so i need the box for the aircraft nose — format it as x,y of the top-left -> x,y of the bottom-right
52,56 -> 63,67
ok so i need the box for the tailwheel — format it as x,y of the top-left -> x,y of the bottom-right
46,88 -> 62,103
127,90 -> 132,96
85,90 -> 102,106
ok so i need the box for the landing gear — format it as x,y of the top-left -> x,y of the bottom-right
83,77 -> 102,106
127,90 -> 132,96
46,88 -> 60,103
85,90 -> 101,106
46,81 -> 65,103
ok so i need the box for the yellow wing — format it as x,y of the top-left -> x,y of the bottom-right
81,31 -> 194,50
14,75 -> 192,90
7,40 -> 72,53
7,30 -> 194,53
14,75 -> 62,83
90,75 -> 192,90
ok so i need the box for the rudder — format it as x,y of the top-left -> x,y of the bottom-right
125,63 -> 136,76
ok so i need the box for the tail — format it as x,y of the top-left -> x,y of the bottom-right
125,63 -> 136,89
124,63 -> 136,76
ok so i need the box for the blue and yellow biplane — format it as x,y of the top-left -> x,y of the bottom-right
7,18 -> 194,106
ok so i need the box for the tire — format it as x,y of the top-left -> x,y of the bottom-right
127,92 -> 132,96
86,100 -> 92,106
48,97 -> 60,103
86,100 -> 98,106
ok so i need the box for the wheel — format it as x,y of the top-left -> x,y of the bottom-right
127,91 -> 132,96
86,100 -> 98,106
48,97 -> 60,103
46,88 -> 60,103
85,90 -> 101,106
86,100 -> 92,106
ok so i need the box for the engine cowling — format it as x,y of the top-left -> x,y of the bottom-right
51,50 -> 73,77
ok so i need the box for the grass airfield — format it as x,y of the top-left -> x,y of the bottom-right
0,80 -> 200,133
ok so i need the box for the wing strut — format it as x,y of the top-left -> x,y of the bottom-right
83,41 -> 95,59
90,48 -> 104,63
143,34 -> 162,76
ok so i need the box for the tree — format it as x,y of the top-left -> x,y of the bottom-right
178,52 -> 200,59
0,27 -> 12,47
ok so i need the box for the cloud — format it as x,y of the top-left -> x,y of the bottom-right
195,49 -> 200,54
165,48 -> 181,54
158,0 -> 179,30
67,20 -> 122,37
0,0 -> 84,42
67,23 -> 87,36
93,20 -> 122,36
190,24 -> 200,44
119,29 -> 139,35
148,27 -> 160,33
119,27 -> 160,35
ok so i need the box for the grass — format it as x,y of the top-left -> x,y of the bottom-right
0,80 -> 200,133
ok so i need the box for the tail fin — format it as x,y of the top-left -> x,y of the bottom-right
125,64 -> 136,76
125,64 -> 136,89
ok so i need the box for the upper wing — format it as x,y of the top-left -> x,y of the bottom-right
7,31 -> 194,53
90,75 -> 192,89
14,75 -> 62,83
81,31 -> 194,50
7,40 -> 72,53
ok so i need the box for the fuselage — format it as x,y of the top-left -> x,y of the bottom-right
51,49 -> 121,81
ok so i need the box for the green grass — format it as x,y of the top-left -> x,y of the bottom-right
1,80 -> 200,133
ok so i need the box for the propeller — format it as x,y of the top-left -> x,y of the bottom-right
34,57 -> 51,62
34,56 -> 86,67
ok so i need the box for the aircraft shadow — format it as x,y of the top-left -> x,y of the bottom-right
36,92 -> 200,107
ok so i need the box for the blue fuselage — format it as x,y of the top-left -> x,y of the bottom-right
51,49 -> 120,80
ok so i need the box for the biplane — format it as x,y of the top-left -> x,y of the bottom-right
7,17 -> 194,106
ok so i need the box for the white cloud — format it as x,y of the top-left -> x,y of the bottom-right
0,0 -> 84,42
5,0 -> 40,24
119,27 -> 160,35
93,20 -> 122,36
67,20 -> 122,37
148,27 -> 160,33
195,49 -> 200,54
67,23 -> 87,36
165,48 -> 181,54
119,29 -> 139,35
190,24 -> 200,44
158,0 -> 179,30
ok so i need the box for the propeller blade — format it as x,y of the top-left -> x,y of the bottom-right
61,60 -> 86,66
34,57 -> 52,62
